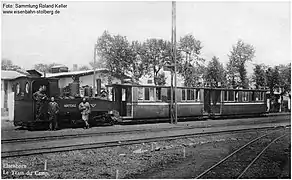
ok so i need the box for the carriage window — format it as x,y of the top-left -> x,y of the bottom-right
235,91 -> 239,101
122,88 -> 126,101
156,87 -> 161,100
196,89 -> 200,101
228,91 -> 235,101
224,91 -> 228,101
186,89 -> 195,100
149,88 -> 154,101
242,91 -> 248,102
25,82 -> 29,94
167,88 -> 171,100
261,92 -> 265,101
144,87 -> 154,101
182,89 -> 186,101
138,87 -> 144,100
257,92 -> 264,101
16,83 -> 20,95
251,91 -> 255,101
108,87 -> 114,101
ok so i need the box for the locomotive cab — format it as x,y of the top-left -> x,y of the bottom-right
13,76 -> 59,128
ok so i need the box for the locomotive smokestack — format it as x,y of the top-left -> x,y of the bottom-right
96,79 -> 101,96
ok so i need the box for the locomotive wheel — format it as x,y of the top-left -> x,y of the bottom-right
27,123 -> 35,131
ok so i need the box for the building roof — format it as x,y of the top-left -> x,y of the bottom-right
45,68 -> 111,78
1,70 -> 27,80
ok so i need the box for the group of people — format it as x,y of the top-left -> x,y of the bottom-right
33,86 -> 91,131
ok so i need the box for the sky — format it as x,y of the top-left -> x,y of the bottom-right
1,1 -> 291,74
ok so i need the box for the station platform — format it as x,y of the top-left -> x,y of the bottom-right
1,113 -> 290,141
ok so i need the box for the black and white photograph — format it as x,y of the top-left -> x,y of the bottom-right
1,1 -> 291,179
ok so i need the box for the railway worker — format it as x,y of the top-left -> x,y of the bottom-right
78,97 -> 91,129
33,86 -> 48,121
48,97 -> 60,131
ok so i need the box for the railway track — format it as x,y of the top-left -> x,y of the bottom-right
195,126 -> 290,179
2,115 -> 290,144
2,124 -> 290,158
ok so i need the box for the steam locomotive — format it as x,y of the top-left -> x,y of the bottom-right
12,72 -> 267,129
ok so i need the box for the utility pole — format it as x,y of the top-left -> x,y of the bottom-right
172,1 -> 178,124
93,43 -> 97,97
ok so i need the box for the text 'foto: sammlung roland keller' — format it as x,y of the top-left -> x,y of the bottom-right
13,3 -> 68,9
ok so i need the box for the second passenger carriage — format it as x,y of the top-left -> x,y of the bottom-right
107,84 -> 267,121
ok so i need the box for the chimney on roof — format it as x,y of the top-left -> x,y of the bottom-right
73,64 -> 78,71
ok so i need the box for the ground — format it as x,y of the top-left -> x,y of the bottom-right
1,127 -> 290,179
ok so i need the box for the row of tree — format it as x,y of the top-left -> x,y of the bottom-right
2,30 -> 290,97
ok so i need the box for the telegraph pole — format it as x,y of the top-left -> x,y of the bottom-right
93,43 -> 97,97
172,1 -> 178,124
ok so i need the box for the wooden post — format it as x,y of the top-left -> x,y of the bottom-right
44,160 -> 47,171
172,1 -> 178,124
115,169 -> 119,179
93,44 -> 97,97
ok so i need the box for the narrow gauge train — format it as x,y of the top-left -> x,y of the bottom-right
13,75 -> 267,129
107,84 -> 267,121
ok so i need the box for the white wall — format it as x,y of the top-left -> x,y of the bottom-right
1,79 -> 14,120
58,73 -> 122,89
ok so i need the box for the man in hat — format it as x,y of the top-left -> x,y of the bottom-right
48,97 -> 60,131
33,86 -> 48,121
78,97 -> 91,129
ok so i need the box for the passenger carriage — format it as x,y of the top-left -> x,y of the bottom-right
107,84 -> 267,121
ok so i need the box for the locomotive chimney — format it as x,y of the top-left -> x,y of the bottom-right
96,79 -> 101,96
73,64 -> 78,71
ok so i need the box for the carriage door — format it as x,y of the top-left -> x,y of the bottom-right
120,87 -> 132,117
210,89 -> 221,114
204,89 -> 211,113
32,80 -> 50,121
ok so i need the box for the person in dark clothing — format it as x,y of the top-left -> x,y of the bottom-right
48,97 -> 60,131
33,86 -> 48,121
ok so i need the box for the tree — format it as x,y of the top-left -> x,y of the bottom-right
252,64 -> 267,89
178,34 -> 204,87
266,66 -> 280,95
204,56 -> 227,87
154,72 -> 166,86
278,63 -> 291,95
129,40 -> 148,83
1,59 -> 21,70
227,40 -> 255,88
34,63 -> 60,73
96,30 -> 133,84
78,65 -> 90,71
140,38 -> 172,85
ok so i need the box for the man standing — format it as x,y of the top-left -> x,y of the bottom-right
78,97 -> 91,129
33,86 -> 48,121
48,97 -> 60,131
